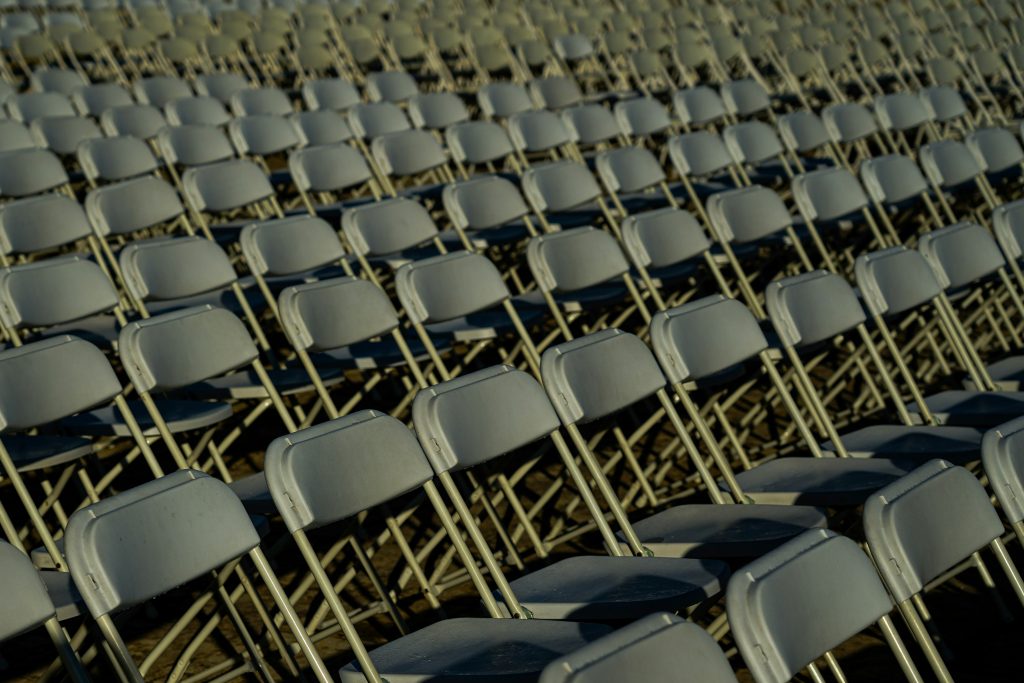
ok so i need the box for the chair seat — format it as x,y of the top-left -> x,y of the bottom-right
4,434 -> 95,472
338,618 -> 613,683
822,425 -> 982,463
625,504 -> 828,559
727,457 -> 916,506
497,556 -> 727,620
908,390 -> 1024,427
62,399 -> 234,436
187,365 -> 345,399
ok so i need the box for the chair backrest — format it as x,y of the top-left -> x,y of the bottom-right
120,236 -> 236,303
993,199 -> 1024,264
706,185 -> 792,243
0,120 -> 38,153
366,70 -> 418,103
65,469 -> 260,617
478,81 -> 534,119
560,104 -> 621,146
822,102 -> 879,144
727,529 -> 895,683
0,193 -> 90,255
194,72 -> 249,104
341,196 -> 439,256
239,215 -> 344,278
0,254 -> 119,331
855,246 -> 944,318
157,124 -> 236,167
595,145 -> 666,194
530,75 -> 583,110
164,95 -> 232,127
229,86 -> 292,117
279,276 -> 400,352
133,75 -> 192,107
650,295 -> 769,383
508,109 -> 574,153
673,85 -> 727,126
0,148 -> 68,197
288,143 -> 372,194
620,207 -> 710,269
966,127 -> 1024,175
30,115 -> 103,155
7,92 -> 76,122
0,335 -> 121,432
100,104 -> 167,140
408,92 -> 469,130
228,114 -> 303,156
396,251 -> 510,325
522,160 -> 602,213
541,328 -> 665,425
78,135 -> 159,183
792,167 -> 869,222
920,85 -> 968,123
918,221 -> 1005,289
118,305 -> 258,392
289,111 -> 354,147
540,612 -> 738,683
778,110 -> 831,154
85,176 -> 185,236
527,226 -> 630,293
982,416 -> 1024,524
442,175 -> 530,231
72,82 -> 133,117
182,159 -> 273,213
859,154 -> 929,205
347,102 -> 411,140
875,92 -> 934,131
920,139 -> 985,189
614,97 -> 672,138
412,364 -> 561,473
721,78 -> 770,118
668,131 -> 734,177
302,78 -> 361,112
445,120 -> 516,165
0,540 -> 58,641
766,270 -> 866,348
723,120 -> 784,165
371,129 -> 447,177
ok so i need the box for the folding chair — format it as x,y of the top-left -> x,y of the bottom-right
71,82 -> 132,116
30,68 -> 87,96
540,612 -> 738,683
667,131 -> 749,218
983,415 -> 1024,549
442,174 -> 540,252
76,135 -> 160,187
919,139 -> 1002,218
180,158 -> 284,239
0,120 -> 39,153
29,115 -> 102,156
860,153 -> 953,233
673,85 -> 731,131
529,74 -> 585,111
0,148 -> 71,200
0,192 -> 104,267
821,101 -> 891,170
288,143 -> 381,216
65,469 -> 332,683
477,81 -> 536,120
0,541 -> 88,682
875,91 -> 940,157
728,529 -> 924,683
365,69 -> 419,103
521,159 -> 621,233
301,77 -> 362,112
864,459 -> 1024,683
370,128 -> 456,195
613,96 -> 676,145
508,108 -> 584,166
445,120 -> 522,177
967,127 -> 1024,197
6,91 -> 76,123
193,71 -> 250,105
229,85 -> 293,117
720,77 -> 773,121
288,110 -> 355,148
270,411 -> 614,683
407,92 -> 470,131
228,113 -> 304,163
560,103 -> 625,151
163,94 -> 232,126
132,75 -> 193,107
777,109 -> 841,170
98,103 -> 167,141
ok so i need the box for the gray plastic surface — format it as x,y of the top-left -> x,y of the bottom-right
65,469 -> 260,617
541,328 -> 666,425
100,105 -> 167,140
288,111 -> 354,146
822,102 -> 879,143
395,251 -> 510,325
920,140 -> 985,188
0,335 -> 121,432
982,416 -> 1024,523
727,529 -> 894,683
30,116 -> 101,155
778,111 -> 831,153
412,365 -> 561,473
0,255 -> 118,328
855,246 -> 943,317
118,305 -> 258,393
721,78 -> 770,117
526,227 -> 630,293
157,124 -> 235,167
194,72 -> 249,105
0,193 -> 90,255
442,176 -> 530,230
478,82 -> 535,119
77,135 -> 159,182
230,86 -> 292,117
302,78 -> 361,112
228,114 -> 302,156
993,199 -> 1024,262
279,277 -> 400,352
650,295 -> 769,383
347,102 -> 411,139
133,76 -> 192,107
0,541 -> 57,641
85,176 -> 186,236
864,459 -> 1003,602
119,236 -> 236,302
530,76 -> 583,110
366,70 -> 418,103
0,148 -> 68,197
920,85 -> 968,123
668,131 -> 734,177
859,154 -> 929,205
341,197 -> 438,256
620,207 -> 710,269
371,129 -> 447,176
723,121 -> 784,165
289,143 -> 373,193
766,270 -> 866,347
240,215 -> 344,277
0,120 -> 38,153
182,159 -> 274,212
72,83 -> 133,116
165,96 -> 233,127
918,221 -> 1005,289
8,92 -> 76,122
408,92 -> 469,130
966,127 -> 1024,174
875,92 -> 934,131
561,104 -> 621,145
540,612 -> 738,683
595,146 -> 667,194
508,109 -> 574,152
707,185 -> 792,243
444,121 -> 516,165
792,167 -> 869,221
265,410 -> 435,533
522,160 -> 602,213
613,97 -> 672,137
673,86 -> 726,126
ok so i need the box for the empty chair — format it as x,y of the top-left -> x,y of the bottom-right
860,153 -> 951,229
157,124 -> 236,171
920,85 -> 969,126
0,120 -> 38,152
822,101 -> 883,150
288,110 -> 354,147
99,104 -> 167,140
540,612 -> 738,683
133,75 -> 193,107
967,128 -> 1024,183
181,159 -> 282,236
29,116 -> 102,156
721,78 -> 771,119
194,71 -> 250,104
777,110 -> 834,163
7,92 -> 76,122
723,120 -> 794,178
77,135 -> 159,185
594,145 -> 676,215
229,86 -> 293,117
561,104 -> 622,148
347,102 -> 412,140
0,193 -> 94,262
0,149 -> 69,198
521,160 -> 619,232
614,97 -> 674,139
30,68 -> 87,96
728,529 -> 924,683
983,416 -> 1024,547
408,92 -> 470,130
65,470 -> 331,682
442,175 -> 538,248
478,81 -> 535,119
289,143 -> 379,214
865,460 -> 1024,682
673,86 -> 728,128
530,75 -> 584,110
228,114 -> 303,157
72,82 -> 133,116
366,70 -> 419,103
164,95 -> 232,126
341,197 -> 448,281
920,139 -> 1001,212
509,109 -> 579,158
875,91 -> 937,142
445,121 -> 520,176
371,128 -> 452,189
301,78 -> 361,112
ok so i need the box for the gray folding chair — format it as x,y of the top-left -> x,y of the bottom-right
133,75 -> 193,108
966,127 -> 1024,194
194,71 -> 250,105
777,110 -> 840,169
29,115 -> 102,156
99,103 -> 167,141
71,82 -> 132,116
723,120 -> 797,181
560,103 -> 624,150
508,108 -> 583,164
301,77 -> 362,112
288,110 -> 355,148
366,69 -> 419,103
860,153 -> 953,232
0,192 -> 101,266
180,158 -> 284,238
920,138 -> 1002,215
76,134 -> 159,187
983,415 -> 1024,549
347,101 -> 412,140
228,113 -> 304,160
65,469 -> 332,683
477,81 -> 535,119
444,120 -> 522,177
521,159 -> 621,234
288,142 -> 381,214
821,102 -> 890,169
163,94 -> 232,126
0,540 -> 87,681
721,78 -> 772,121
875,91 -> 940,156
0,148 -> 71,199
728,529 -> 924,683
673,85 -> 730,130
371,128 -> 455,193
442,174 -> 539,250
529,74 -> 584,111
0,120 -> 39,153
6,91 -> 76,122
229,85 -> 293,116
540,612 -> 737,683
613,97 -> 675,145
